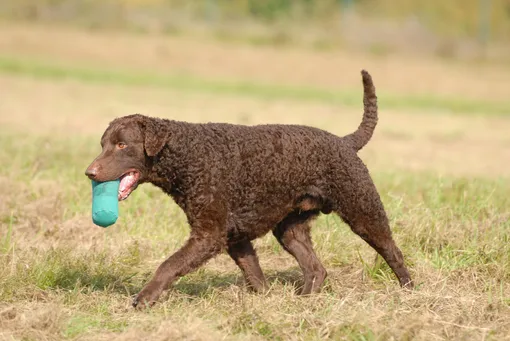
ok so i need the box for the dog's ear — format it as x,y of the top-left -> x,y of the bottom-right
141,116 -> 168,157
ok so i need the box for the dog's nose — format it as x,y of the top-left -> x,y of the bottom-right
85,166 -> 98,179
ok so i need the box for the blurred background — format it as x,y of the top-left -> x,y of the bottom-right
1,0 -> 510,60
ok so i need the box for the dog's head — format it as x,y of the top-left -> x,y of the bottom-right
85,114 -> 168,201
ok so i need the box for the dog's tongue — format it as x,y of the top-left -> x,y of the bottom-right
118,172 -> 137,200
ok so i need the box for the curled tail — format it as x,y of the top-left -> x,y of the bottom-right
344,70 -> 378,151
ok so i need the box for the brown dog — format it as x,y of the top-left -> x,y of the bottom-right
85,70 -> 413,308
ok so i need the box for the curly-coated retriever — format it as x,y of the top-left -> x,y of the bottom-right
85,70 -> 413,308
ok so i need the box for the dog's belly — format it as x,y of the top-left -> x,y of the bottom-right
226,226 -> 271,243
225,185 -> 332,243
226,206 -> 291,242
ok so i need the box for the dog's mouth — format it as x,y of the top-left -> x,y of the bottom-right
118,170 -> 140,201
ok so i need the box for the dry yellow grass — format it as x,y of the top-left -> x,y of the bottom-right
1,23 -> 509,341
1,23 -> 510,101
1,75 -> 509,177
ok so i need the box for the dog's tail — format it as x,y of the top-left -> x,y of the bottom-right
344,70 -> 378,152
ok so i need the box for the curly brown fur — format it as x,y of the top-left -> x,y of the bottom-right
85,70 -> 413,309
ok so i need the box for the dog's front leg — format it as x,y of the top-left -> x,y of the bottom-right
133,232 -> 223,309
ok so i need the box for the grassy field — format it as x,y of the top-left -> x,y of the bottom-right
1,23 -> 510,340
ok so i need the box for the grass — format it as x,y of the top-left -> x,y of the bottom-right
0,56 -> 509,116
1,131 -> 509,340
1,24 -> 510,341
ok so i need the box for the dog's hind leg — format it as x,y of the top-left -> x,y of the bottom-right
334,172 -> 413,288
227,240 -> 268,292
273,210 -> 327,295
349,217 -> 412,288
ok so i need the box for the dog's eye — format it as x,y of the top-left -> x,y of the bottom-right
117,142 -> 127,149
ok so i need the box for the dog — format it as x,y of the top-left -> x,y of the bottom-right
85,70 -> 413,308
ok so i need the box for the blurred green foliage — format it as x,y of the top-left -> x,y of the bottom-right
1,0 -> 509,41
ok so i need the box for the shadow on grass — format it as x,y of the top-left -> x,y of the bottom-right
10,248 -> 148,297
35,263 -> 148,296
174,272 -> 240,297
172,267 -> 304,297
41,267 -> 306,300
22,247 -> 306,299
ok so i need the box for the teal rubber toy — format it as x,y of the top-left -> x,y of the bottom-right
91,180 -> 120,227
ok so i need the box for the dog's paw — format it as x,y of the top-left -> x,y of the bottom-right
401,278 -> 414,290
132,290 -> 158,310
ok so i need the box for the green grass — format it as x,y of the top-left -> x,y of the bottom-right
1,55 -> 509,116
1,130 -> 509,340
1,22 -> 509,339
